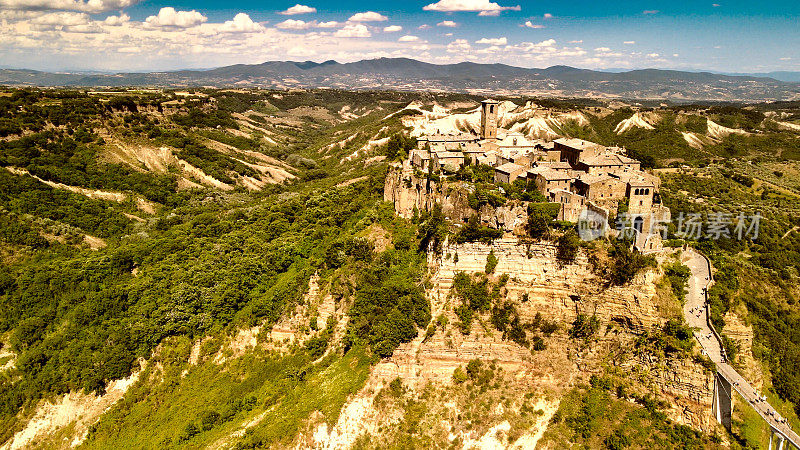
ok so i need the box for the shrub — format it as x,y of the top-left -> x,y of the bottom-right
452,366 -> 468,384
569,314 -> 600,340
485,250 -> 499,274
557,231 -> 581,263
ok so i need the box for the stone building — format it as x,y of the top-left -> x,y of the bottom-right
480,99 -> 499,140
494,162 -> 526,184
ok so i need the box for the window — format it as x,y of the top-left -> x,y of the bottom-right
490,105 -> 495,113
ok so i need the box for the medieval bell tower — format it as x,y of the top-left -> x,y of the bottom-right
480,99 -> 499,140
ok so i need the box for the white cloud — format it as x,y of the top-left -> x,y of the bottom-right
712,3 -> 720,6
275,19 -> 336,30
594,47 -> 611,52
642,10 -> 659,14
219,13 -> 262,33
334,23 -> 371,37
423,0 -> 520,15
568,39 -> 583,43
0,0 -> 139,13
398,35 -> 420,42
145,7 -> 207,28
103,13 -> 129,26
383,25 -> 402,32
646,52 -> 660,58
287,45 -> 316,56
447,38 -> 471,53
347,11 -> 388,22
276,19 -> 313,30
543,13 -> 553,19
279,4 -> 316,15
524,21 -> 543,28
476,37 -> 507,45
437,20 -> 457,27
780,57 -> 791,61
418,24 -> 431,29
673,53 -> 679,57
623,41 -> 635,45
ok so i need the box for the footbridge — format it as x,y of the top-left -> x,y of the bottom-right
682,248 -> 800,449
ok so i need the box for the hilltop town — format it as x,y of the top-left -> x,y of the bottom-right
387,99 -> 670,251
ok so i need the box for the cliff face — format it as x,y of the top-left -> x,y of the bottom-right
432,238 -> 665,332
383,164 -> 528,233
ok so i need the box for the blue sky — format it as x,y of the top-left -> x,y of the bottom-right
0,0 -> 797,72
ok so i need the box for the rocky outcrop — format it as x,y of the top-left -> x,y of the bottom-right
433,238 -> 664,332
635,355 -> 717,431
383,164 -> 529,233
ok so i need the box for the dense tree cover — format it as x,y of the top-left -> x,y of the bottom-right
599,239 -> 657,286
172,108 -> 238,129
527,202 -> 560,239
0,130 -> 181,204
663,262 -> 691,303
344,248 -> 430,358
635,319 -> 695,357
0,170 -> 131,239
384,133 -> 416,161
453,215 -> 503,244
542,376 -> 722,449
0,90 -> 106,137
415,203 -> 447,253
660,170 -> 800,416
175,143 -> 258,184
0,172 -> 407,439
556,230 -> 581,263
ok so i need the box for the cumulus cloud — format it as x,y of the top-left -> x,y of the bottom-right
447,38 -> 471,53
279,4 -> 316,15
347,11 -> 388,22
475,37 -> 507,45
103,13 -> 129,26
0,0 -> 138,13
276,19 -> 314,30
383,25 -> 402,32
524,21 -> 543,28
219,13 -> 262,33
398,35 -> 420,42
543,13 -> 553,19
145,7 -> 207,28
276,18 -> 337,30
423,0 -> 520,15
437,20 -> 457,27
334,23 -> 371,37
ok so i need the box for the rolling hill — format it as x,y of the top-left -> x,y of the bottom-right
2,58 -> 799,102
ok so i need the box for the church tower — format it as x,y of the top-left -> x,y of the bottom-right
480,99 -> 499,140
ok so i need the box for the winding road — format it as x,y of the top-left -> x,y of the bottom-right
682,248 -> 800,448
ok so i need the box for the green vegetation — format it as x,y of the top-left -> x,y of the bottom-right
540,379 -> 722,449
453,215 -> 502,244
664,261 -> 691,303
635,319 -> 695,357
556,230 -> 581,263
526,202 -> 560,239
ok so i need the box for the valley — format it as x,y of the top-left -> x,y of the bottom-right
0,87 -> 799,449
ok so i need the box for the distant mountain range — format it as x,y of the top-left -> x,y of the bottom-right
2,58 -> 799,102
